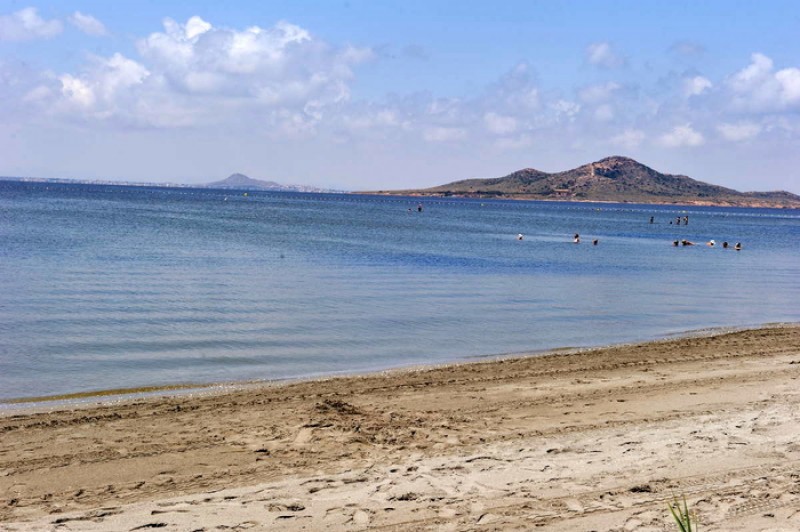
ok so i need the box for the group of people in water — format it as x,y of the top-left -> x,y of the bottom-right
650,215 -> 693,226
516,233 -> 599,245
674,239 -> 742,250
651,214 -> 743,250
573,233 -> 598,245
505,213 -> 741,251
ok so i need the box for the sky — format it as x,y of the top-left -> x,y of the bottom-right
1,1 -> 799,192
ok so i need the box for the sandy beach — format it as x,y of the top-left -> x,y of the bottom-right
2,325 -> 800,531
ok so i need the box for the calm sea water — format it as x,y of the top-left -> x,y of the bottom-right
1,180 -> 799,401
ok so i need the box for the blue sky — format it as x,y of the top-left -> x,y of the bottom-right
1,1 -> 799,192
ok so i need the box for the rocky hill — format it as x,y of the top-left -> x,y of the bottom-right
373,156 -> 800,208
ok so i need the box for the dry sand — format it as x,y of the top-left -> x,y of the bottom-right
2,325 -> 800,531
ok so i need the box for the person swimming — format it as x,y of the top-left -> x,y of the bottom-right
517,234 -> 524,240
735,242 -> 742,250
592,239 -> 598,245
573,233 -> 580,243
722,241 -> 729,248
708,240 -> 715,247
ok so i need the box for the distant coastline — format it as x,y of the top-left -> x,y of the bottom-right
3,169 -> 799,209
364,190 -> 800,209
0,175 -> 340,194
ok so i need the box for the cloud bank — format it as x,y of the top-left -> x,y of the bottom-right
2,7 -> 800,190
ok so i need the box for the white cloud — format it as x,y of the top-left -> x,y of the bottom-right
717,122 -> 761,142
0,7 -> 62,41
579,82 -> 621,104
728,53 -> 800,110
551,99 -> 581,120
27,16 -> 373,129
611,129 -> 646,149
184,15 -> 212,40
775,68 -> 800,103
135,16 -> 369,104
69,11 -> 107,37
484,112 -> 518,135
59,74 -> 95,107
58,53 -> 150,114
586,42 -> 625,68
730,53 -> 773,92
683,75 -> 712,97
422,126 -> 466,142
659,124 -> 705,147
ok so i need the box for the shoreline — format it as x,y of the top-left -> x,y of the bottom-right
359,191 -> 800,209
3,324 -> 800,531
1,322 -> 788,412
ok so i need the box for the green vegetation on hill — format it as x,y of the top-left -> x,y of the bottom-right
372,156 -> 800,208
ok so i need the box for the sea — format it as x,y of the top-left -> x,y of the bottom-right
1,180 -> 799,402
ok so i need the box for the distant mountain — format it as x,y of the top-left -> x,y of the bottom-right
369,156 -> 800,208
206,173 -> 331,193
207,173 -> 286,190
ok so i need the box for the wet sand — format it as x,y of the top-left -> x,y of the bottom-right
2,325 -> 800,531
